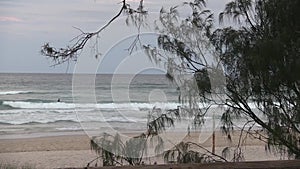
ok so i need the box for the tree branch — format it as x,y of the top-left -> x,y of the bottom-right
41,0 -> 128,64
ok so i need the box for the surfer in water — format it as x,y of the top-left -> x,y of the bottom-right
57,98 -> 61,102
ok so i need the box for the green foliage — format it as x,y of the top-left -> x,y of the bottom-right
90,107 -> 181,166
164,142 -> 222,163
145,0 -> 214,75
212,0 -> 300,158
147,107 -> 180,134
194,68 -> 211,95
146,0 -> 300,161
90,132 -> 147,166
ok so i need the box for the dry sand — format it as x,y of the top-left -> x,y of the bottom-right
0,131 -> 283,169
0,134 -> 98,168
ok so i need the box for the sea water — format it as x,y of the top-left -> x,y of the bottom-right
0,73 -> 257,139
0,73 -> 183,138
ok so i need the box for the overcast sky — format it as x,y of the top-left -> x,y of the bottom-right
0,0 -> 228,74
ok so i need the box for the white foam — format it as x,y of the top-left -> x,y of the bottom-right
2,101 -> 180,110
0,91 -> 30,95
0,112 -> 146,125
55,127 -> 83,131
3,101 -> 76,109
3,100 -> 261,111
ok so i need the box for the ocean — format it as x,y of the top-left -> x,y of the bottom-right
0,73 -> 264,140
0,73 -> 183,138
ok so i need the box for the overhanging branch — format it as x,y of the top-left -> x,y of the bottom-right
41,0 -> 131,64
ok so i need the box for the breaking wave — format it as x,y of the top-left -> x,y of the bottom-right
0,91 -> 31,95
1,101 -> 180,110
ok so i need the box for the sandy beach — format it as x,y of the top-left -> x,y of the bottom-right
0,130 -> 284,169
0,133 -> 98,168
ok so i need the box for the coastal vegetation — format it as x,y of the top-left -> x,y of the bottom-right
42,0 -> 300,167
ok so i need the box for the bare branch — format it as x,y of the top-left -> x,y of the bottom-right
41,0 -> 129,64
